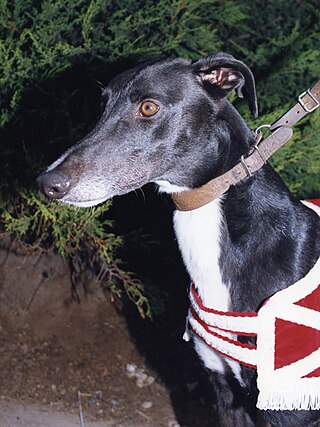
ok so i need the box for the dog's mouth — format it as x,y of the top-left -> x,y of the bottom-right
60,179 -> 186,207
57,177 -> 147,208
60,196 -> 111,208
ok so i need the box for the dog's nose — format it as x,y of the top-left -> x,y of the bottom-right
36,170 -> 71,199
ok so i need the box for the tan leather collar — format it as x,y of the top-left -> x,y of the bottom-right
172,80 -> 320,211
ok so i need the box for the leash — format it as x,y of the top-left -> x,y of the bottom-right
172,80 -> 320,211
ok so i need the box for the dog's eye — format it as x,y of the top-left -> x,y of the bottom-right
139,100 -> 159,117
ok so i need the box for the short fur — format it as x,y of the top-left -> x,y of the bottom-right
37,53 -> 320,427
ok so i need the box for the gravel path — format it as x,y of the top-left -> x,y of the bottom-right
0,399 -> 117,427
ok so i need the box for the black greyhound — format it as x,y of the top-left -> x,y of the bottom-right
37,53 -> 320,427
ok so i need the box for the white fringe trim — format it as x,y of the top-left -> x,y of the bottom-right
257,389 -> 320,411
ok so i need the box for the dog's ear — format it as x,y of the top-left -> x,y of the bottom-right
192,52 -> 258,118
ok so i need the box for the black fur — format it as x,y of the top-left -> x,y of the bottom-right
37,53 -> 320,426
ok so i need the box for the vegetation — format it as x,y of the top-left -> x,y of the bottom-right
1,0 -> 319,316
2,189 -> 153,317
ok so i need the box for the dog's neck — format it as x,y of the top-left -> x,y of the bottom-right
173,168 -> 319,314
171,106 -> 254,310
161,104 -> 319,312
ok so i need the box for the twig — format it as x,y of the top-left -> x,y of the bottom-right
135,409 -> 151,421
77,390 -> 85,427
26,275 -> 46,311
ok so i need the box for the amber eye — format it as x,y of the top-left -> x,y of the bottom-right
139,100 -> 159,117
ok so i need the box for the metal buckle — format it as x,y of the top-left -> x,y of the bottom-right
254,124 -> 271,143
298,89 -> 320,113
240,156 -> 252,177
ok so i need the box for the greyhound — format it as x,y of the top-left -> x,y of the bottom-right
37,53 -> 320,427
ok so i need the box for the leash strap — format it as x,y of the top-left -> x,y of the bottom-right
172,80 -> 320,211
270,80 -> 320,130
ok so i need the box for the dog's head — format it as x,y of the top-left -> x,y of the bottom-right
37,53 -> 258,207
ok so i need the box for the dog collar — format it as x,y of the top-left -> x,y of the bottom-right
172,80 -> 320,211
184,256 -> 320,411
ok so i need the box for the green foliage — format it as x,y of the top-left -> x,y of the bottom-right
0,0 -> 249,127
2,191 -> 117,256
1,189 -> 152,318
228,0 -> 320,197
0,0 -> 319,317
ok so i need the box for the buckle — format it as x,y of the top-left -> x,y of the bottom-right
253,144 -> 267,164
298,89 -> 320,113
254,124 -> 271,143
240,156 -> 252,177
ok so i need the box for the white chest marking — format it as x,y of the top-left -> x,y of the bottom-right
155,181 -> 242,379
173,198 -> 229,310
173,199 -> 242,380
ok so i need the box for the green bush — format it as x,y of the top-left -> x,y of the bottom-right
2,189 -> 152,317
1,0 -> 319,316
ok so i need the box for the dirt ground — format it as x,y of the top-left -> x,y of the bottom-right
0,242 -> 217,427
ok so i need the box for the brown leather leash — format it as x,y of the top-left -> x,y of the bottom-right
172,80 -> 320,211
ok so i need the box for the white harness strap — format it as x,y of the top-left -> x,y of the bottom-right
184,285 -> 258,368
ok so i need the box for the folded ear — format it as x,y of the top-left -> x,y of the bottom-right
192,52 -> 258,118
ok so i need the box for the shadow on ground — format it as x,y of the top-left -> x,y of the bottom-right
0,189 -> 218,427
111,188 -> 218,426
